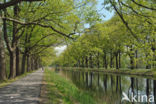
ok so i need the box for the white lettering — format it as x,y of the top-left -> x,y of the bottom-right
121,92 -> 155,103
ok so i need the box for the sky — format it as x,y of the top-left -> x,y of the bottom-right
96,0 -> 114,21
55,0 -> 114,55
55,45 -> 67,56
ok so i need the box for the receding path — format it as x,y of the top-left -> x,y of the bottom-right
0,69 -> 43,104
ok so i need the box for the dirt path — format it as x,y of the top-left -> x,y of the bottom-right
0,69 -> 43,104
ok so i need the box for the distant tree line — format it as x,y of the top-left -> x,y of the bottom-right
55,0 -> 156,70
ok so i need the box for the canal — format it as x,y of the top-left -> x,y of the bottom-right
56,69 -> 156,104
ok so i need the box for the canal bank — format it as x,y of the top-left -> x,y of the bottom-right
58,67 -> 156,79
44,69 -> 99,104
50,68 -> 156,104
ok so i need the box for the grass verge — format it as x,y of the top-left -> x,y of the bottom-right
45,69 -> 97,104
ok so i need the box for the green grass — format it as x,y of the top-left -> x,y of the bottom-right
45,69 -> 98,104
0,70 -> 35,88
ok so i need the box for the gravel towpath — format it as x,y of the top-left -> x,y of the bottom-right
0,69 -> 43,104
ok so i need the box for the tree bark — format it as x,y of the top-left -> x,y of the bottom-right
0,19 -> 7,80
135,50 -> 138,69
130,47 -> 135,70
16,47 -> 20,76
146,57 -> 151,69
89,53 -> 93,68
103,51 -> 107,69
97,52 -> 100,68
27,54 -> 30,72
9,5 -> 19,78
81,57 -> 85,68
77,60 -> 80,67
35,57 -> 38,69
151,39 -> 155,68
115,52 -> 119,70
110,50 -> 114,68
9,51 -> 16,79
31,56 -> 34,70
0,0 -> 42,10
119,50 -> 121,68
3,1 -> 17,79
85,56 -> 88,68
21,53 -> 26,74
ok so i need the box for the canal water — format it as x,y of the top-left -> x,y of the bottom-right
56,69 -> 156,104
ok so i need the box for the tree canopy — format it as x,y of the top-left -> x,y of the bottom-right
0,0 -> 155,81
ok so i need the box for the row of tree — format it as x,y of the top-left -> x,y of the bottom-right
54,0 -> 156,70
0,0 -> 98,80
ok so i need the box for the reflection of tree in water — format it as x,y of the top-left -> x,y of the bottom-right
85,72 -> 88,87
60,70 -> 156,104
126,78 -> 155,104
153,80 -> 156,103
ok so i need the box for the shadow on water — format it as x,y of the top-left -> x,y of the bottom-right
57,69 -> 156,104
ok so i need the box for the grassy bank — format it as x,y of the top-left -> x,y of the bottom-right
45,69 -> 98,104
0,70 -> 36,88
59,67 -> 156,78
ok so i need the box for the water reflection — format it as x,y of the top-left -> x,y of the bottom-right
58,70 -> 156,104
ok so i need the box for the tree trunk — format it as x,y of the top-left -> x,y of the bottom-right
110,50 -> 114,68
16,47 -> 20,76
81,57 -> 85,68
85,56 -> 88,68
0,21 -> 7,80
38,58 -> 41,68
115,52 -> 119,70
77,60 -> 80,67
37,58 -> 39,69
35,57 -> 38,69
89,53 -> 93,68
21,53 -> 26,74
97,52 -> 100,68
135,50 -> 138,69
9,4 -> 19,78
119,50 -> 121,68
130,56 -> 134,69
130,47 -> 135,70
9,51 -> 16,79
103,51 -> 107,69
27,54 -> 30,72
151,39 -> 155,68
31,56 -> 34,70
0,1 -> 7,80
146,54 -> 151,69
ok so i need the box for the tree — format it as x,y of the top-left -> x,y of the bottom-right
0,12 -> 6,80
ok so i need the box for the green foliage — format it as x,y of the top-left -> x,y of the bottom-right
55,13 -> 155,69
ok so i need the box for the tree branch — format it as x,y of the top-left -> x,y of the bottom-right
109,0 -> 139,41
120,1 -> 154,18
29,33 -> 56,50
0,0 -> 42,10
1,17 -> 74,39
131,0 -> 156,11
